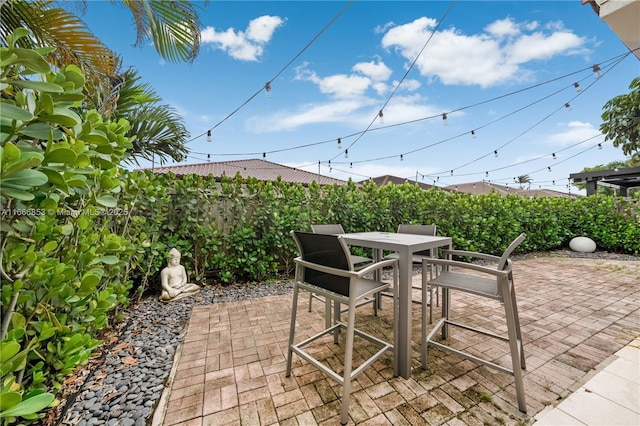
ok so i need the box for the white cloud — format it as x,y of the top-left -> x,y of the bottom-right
547,121 -> 601,145
295,66 -> 373,99
485,17 -> 521,38
246,99 -> 372,133
352,60 -> 392,81
201,15 -> 285,61
381,16 -> 587,87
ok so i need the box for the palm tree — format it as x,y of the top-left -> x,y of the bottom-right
516,175 -> 532,189
1,0 -> 203,162
1,0 -> 204,112
1,0 -> 121,101
110,68 -> 189,165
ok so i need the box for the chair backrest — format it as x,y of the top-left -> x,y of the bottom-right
397,224 -> 436,236
291,231 -> 351,296
311,224 -> 345,234
397,224 -> 437,256
497,233 -> 526,270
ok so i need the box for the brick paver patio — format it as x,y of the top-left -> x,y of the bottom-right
156,257 -> 640,425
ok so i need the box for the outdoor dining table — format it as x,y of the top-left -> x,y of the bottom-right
341,231 -> 452,378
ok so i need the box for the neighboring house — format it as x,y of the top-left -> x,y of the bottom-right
582,0 -> 640,59
145,158 -> 351,186
445,181 -> 580,199
364,175 -> 443,191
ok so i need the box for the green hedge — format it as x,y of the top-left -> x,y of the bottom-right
115,171 -> 640,291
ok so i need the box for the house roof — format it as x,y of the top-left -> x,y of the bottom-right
144,158 -> 350,186
445,181 -> 579,198
364,175 -> 443,191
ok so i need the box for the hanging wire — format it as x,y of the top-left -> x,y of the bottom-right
191,50 -> 631,159
187,0 -> 354,143
331,0 -> 457,161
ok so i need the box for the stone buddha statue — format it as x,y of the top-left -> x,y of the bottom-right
159,248 -> 200,302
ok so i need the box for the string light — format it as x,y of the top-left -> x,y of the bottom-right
344,149 -> 349,159
378,110 -> 384,124
552,180 -> 555,185
207,154 -> 211,162
337,138 -> 342,149
350,162 -> 352,169
548,166 -> 552,172
450,170 -> 454,176
262,152 -> 266,158
494,150 -> 498,157
265,81 -> 272,98
598,143 -> 602,150
485,171 -> 489,177
207,130 -> 212,142
552,153 -> 557,159
400,154 -> 404,161
592,64 -> 602,78
442,112 -> 448,126
564,103 -> 573,111
471,130 -> 476,138
573,82 -> 582,92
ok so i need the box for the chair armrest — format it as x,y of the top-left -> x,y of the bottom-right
294,257 -> 397,279
442,249 -> 501,263
294,257 -> 357,279
423,258 -> 510,278
354,258 -> 398,277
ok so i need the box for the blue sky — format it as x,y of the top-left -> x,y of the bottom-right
78,1 -> 639,194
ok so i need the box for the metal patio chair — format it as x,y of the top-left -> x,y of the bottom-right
422,233 -> 528,413
287,231 -> 398,425
308,224 -> 374,312
382,224 -> 439,324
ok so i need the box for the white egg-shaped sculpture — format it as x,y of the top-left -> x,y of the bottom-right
569,236 -> 597,253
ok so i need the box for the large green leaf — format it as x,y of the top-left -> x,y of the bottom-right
19,123 -> 63,140
44,147 -> 77,164
0,393 -> 55,418
2,169 -> 48,189
0,102 -> 34,121
9,79 -> 63,92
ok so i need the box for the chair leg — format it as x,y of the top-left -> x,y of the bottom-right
286,284 -> 301,377
308,291 -> 313,312
340,300 -> 357,425
501,279 -> 527,413
509,275 -> 526,369
421,271 -> 428,368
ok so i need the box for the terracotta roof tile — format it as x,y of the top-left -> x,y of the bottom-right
142,159 -> 350,186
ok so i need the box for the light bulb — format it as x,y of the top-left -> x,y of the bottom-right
573,82 -> 582,92
207,154 -> 211,162
262,152 -> 266,158
592,64 -> 602,78
485,171 -> 489,177
344,149 -> 348,159
349,162 -> 352,169
265,81 -> 272,98
471,130 -> 476,138
564,103 -> 573,111
442,112 -> 448,126
378,110 -> 384,124
337,138 -> 342,149
450,170 -> 454,176
207,130 -> 212,142
598,143 -> 602,150
494,150 -> 498,157
548,166 -> 552,172
552,153 -> 557,159
400,154 -> 403,161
